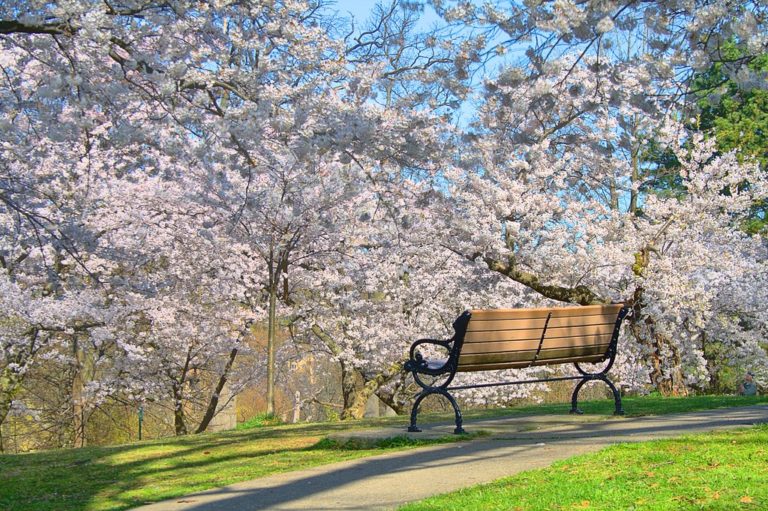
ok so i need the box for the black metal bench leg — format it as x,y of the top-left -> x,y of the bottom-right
440,389 -> 465,434
407,388 -> 465,434
569,378 -> 588,415
601,377 -> 624,415
408,391 -> 430,432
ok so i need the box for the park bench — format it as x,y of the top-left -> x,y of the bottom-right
404,304 -> 631,434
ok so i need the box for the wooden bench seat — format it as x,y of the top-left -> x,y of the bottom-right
404,304 -> 630,434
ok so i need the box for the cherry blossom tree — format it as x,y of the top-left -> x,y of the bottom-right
0,9 -> 138,446
0,0 -> 365,436
1,0 -> 462,430
429,0 -> 767,95
83,172 -> 260,435
431,61 -> 767,394
2,0 -> 766,451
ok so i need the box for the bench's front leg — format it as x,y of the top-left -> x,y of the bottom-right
406,312 -> 471,434
408,390 -> 430,432
569,377 -> 588,415
408,388 -> 466,434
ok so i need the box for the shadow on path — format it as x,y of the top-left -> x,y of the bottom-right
136,405 -> 768,511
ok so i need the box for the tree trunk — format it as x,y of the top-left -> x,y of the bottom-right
376,372 -> 412,415
0,371 -> 22,453
629,146 -> 639,215
342,361 -> 404,420
195,347 -> 238,434
173,382 -> 188,435
339,360 -> 363,417
701,333 -> 723,393
628,303 -> 690,397
71,336 -> 86,448
266,284 -> 277,415
171,347 -> 192,436
0,401 -> 9,453
649,332 -> 688,396
376,389 -> 409,415
609,179 -> 619,211
309,324 -> 404,420
310,324 -> 362,418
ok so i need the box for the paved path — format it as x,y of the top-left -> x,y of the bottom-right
135,405 -> 768,511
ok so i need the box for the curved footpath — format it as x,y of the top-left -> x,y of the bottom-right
135,405 -> 768,511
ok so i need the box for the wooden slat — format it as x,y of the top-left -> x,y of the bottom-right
469,304 -> 623,321
457,354 -> 606,372
466,313 -> 620,332
460,334 -> 613,354
445,304 -> 624,373
458,345 -> 609,367
464,325 -> 615,344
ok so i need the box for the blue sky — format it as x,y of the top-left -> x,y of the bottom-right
331,0 -> 379,23
330,0 -> 441,28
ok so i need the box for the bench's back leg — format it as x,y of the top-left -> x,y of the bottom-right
570,375 -> 624,416
603,376 -> 625,415
443,389 -> 466,434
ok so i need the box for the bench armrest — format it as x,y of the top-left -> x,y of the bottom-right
404,338 -> 453,374
410,337 -> 452,358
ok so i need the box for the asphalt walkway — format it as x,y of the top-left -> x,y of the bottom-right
135,405 -> 768,511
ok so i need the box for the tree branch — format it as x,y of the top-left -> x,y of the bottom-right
0,20 -> 70,36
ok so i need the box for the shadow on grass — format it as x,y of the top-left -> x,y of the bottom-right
0,418 -> 477,511
1,395 -> 766,511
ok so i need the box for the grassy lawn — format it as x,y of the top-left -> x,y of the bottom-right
453,393 -> 768,421
1,394 -> 765,511
0,423 -> 471,511
400,424 -> 768,511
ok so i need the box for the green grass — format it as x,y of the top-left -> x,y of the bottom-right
418,393 -> 768,423
0,420 -> 475,511
235,411 -> 283,429
400,424 -> 768,511
313,432 -> 486,450
1,394 -> 765,511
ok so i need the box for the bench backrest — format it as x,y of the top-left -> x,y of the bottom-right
456,304 -> 626,372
